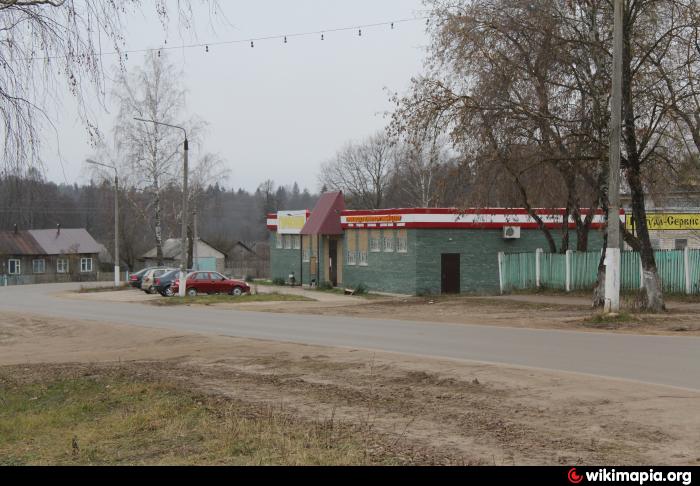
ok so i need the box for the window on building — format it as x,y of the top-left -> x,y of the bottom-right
358,230 -> 369,266
276,233 -> 283,249
675,239 -> 688,250
8,259 -> 20,275
80,258 -> 93,273
302,236 -> 311,262
383,231 -> 395,252
396,229 -> 408,253
32,259 -> 46,274
293,235 -> 301,250
369,230 -> 381,252
345,229 -> 357,266
57,259 -> 69,274
283,234 -> 292,250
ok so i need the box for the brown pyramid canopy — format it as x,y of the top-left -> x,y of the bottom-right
300,192 -> 345,236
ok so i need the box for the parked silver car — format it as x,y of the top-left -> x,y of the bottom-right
141,268 -> 177,294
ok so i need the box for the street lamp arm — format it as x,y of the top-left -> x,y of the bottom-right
86,158 -> 118,174
133,117 -> 188,141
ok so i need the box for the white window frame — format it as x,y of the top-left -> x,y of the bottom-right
397,237 -> 408,253
32,259 -> 46,274
293,235 -> 301,250
283,234 -> 292,250
369,238 -> 381,252
276,233 -> 283,249
383,234 -> 395,253
358,251 -> 368,266
57,259 -> 69,274
302,248 -> 311,263
346,251 -> 357,266
8,259 -> 21,275
80,258 -> 93,273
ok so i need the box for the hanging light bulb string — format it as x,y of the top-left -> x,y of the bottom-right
20,16 -> 429,61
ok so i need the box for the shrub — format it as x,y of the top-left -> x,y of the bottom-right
353,283 -> 368,295
272,277 -> 286,286
245,275 -> 254,283
318,281 -> 334,291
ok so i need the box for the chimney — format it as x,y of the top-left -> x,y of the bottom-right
56,223 -> 61,236
13,224 -> 18,235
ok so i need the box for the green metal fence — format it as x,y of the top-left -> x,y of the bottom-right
499,248 -> 700,295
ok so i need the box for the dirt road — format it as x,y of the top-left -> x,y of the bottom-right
1,311 -> 699,465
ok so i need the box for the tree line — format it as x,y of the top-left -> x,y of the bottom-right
0,170 -> 317,272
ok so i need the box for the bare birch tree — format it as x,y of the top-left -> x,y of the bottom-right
113,51 -> 202,266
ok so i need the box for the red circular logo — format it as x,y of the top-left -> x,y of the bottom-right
568,468 -> 584,484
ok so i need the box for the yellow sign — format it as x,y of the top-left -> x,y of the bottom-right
277,210 -> 307,234
625,213 -> 700,231
346,215 -> 402,224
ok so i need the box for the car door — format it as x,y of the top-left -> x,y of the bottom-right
211,272 -> 226,293
194,272 -> 210,293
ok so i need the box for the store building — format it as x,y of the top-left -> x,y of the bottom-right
268,192 -> 607,295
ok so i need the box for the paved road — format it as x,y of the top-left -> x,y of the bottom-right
1,283 -> 699,390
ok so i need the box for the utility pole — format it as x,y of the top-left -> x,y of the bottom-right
605,0 -> 624,313
86,159 -> 120,287
193,206 -> 198,271
134,118 -> 189,297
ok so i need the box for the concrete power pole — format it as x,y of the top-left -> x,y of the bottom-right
180,137 -> 189,296
605,0 -> 624,313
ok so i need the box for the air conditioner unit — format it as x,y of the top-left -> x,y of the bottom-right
502,226 -> 521,239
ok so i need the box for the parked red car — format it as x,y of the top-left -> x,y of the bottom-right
171,271 -> 250,297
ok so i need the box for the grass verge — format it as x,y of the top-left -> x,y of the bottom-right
0,365 -> 414,465
151,293 -> 314,306
78,285 -> 131,294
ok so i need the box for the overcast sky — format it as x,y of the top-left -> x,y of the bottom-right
43,0 -> 429,193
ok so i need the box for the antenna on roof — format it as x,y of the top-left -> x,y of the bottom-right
56,223 -> 61,236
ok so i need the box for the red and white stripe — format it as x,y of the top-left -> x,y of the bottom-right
268,208 -> 623,231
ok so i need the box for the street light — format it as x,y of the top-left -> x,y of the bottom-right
86,159 -> 120,287
134,117 -> 189,297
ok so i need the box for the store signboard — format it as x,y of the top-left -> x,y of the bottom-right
625,213 -> 700,231
277,210 -> 308,234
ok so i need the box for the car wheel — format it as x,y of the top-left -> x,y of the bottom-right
231,287 -> 243,296
187,288 -> 198,297
164,286 -> 174,297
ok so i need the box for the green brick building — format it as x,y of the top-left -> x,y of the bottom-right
268,192 -> 606,295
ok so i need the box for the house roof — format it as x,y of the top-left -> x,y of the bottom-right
0,230 -> 45,255
300,191 -> 345,236
140,238 -> 226,260
28,229 -> 102,255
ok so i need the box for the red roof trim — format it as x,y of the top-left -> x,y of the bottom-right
341,208 -> 619,216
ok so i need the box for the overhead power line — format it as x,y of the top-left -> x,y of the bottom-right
23,16 -> 431,62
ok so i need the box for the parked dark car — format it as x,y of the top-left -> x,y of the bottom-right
171,271 -> 250,297
153,269 -> 182,297
128,267 -> 157,289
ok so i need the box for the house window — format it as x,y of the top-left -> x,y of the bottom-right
397,229 -> 408,253
346,251 -> 357,266
383,231 -> 395,252
283,234 -> 292,250
293,235 -> 301,250
80,258 -> 93,273
8,259 -> 20,275
276,233 -> 283,249
57,259 -> 69,273
32,259 -> 46,274
358,230 -> 369,266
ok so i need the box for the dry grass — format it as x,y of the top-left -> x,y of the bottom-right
0,364 -> 446,465
151,293 -> 313,306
